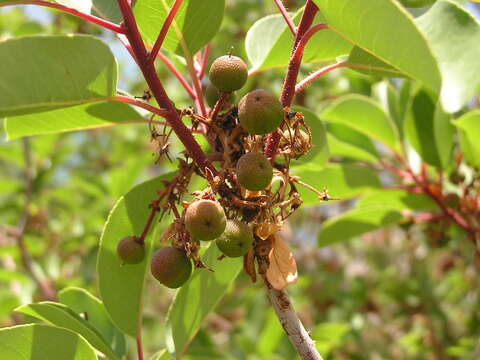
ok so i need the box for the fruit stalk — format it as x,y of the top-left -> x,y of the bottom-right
264,278 -> 323,360
117,0 -> 217,176
264,0 -> 319,159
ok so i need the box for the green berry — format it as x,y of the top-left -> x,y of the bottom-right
117,236 -> 145,264
205,83 -> 235,108
150,247 -> 192,288
216,220 -> 253,258
208,55 -> 248,92
238,89 -> 284,135
185,199 -> 227,241
236,152 -> 273,191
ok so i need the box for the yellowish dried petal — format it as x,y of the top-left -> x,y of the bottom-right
256,221 -> 283,240
266,235 -> 298,290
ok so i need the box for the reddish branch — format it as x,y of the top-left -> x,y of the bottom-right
198,44 -> 212,79
295,62 -> 346,94
2,1 -> 124,33
113,95 -> 171,118
273,0 -> 297,35
117,0 -> 216,176
148,0 -> 184,64
265,0 -> 319,159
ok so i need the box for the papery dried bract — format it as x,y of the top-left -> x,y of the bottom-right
266,235 -> 298,290
256,221 -> 282,240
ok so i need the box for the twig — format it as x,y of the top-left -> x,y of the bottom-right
264,278 -> 323,360
1,1 -> 124,33
295,62 -> 346,94
273,0 -> 297,35
210,92 -> 230,121
113,95 -> 171,118
15,139 -> 56,301
148,0 -> 184,63
136,335 -> 144,360
197,44 -> 212,79
117,0 -> 216,176
264,0 -> 319,159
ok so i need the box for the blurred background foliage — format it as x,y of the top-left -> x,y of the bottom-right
1,1 -> 480,359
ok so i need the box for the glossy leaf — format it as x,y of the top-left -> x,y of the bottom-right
0,35 -> 117,117
93,0 -> 123,23
318,205 -> 402,247
326,123 -> 379,163
0,324 -> 98,360
59,287 -> 126,358
56,0 -> 92,13
98,174 -> 174,337
246,11 -> 352,73
134,0 -> 224,56
358,189 -> 436,211
16,301 -> 119,359
291,106 -> 329,166
453,110 -> 480,168
321,95 -> 400,151
404,89 -> 454,168
347,46 -> 406,78
165,245 -> 242,357
416,0 -> 480,112
313,0 -> 441,92
5,101 -> 144,140
292,163 -> 381,205
150,349 -> 173,360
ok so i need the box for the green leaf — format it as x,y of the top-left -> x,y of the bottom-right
5,101 -> 143,140
318,205 -> 402,247
0,35 -> 117,117
165,245 -> 242,357
358,189 -> 436,211
246,11 -> 352,73
59,287 -> 126,359
293,163 -> 381,205
326,123 -> 379,163
98,173 -> 174,337
313,0 -> 441,92
347,46 -> 406,78
453,110 -> 480,168
134,0 -> 224,56
16,301 -> 119,359
150,349 -> 173,360
56,0 -> 92,13
291,106 -> 329,166
416,0 -> 480,113
0,324 -> 97,360
92,0 -> 123,23
321,95 -> 400,151
312,322 -> 349,357
404,89 -> 454,168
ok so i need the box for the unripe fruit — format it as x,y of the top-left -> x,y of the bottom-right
117,236 -> 145,264
238,89 -> 284,135
208,55 -> 248,92
236,152 -> 273,191
151,247 -> 192,288
205,83 -> 235,108
216,220 -> 253,257
185,199 -> 227,241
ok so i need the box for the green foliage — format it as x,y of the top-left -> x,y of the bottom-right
0,324 -> 98,359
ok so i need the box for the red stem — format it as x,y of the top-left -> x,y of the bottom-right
198,44 -> 212,79
264,0 -> 319,159
117,0 -> 216,175
113,95 -> 170,118
291,23 -> 328,65
155,51 -> 197,100
148,0 -> 184,64
136,335 -> 144,360
295,62 -> 346,94
2,1 -> 124,33
273,0 -> 297,35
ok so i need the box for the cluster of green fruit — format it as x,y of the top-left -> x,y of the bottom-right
116,54 -> 286,289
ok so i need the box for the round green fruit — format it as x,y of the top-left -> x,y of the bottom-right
216,220 -> 253,257
236,152 -> 273,191
205,83 -> 235,108
185,199 -> 227,241
208,55 -> 248,92
150,247 -> 192,288
399,0 -> 436,8
238,89 -> 284,135
117,236 -> 145,264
